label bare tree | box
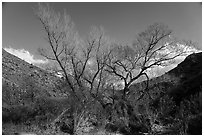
[35,3,115,133]
[35,3,79,100]
[106,23,191,100]
[35,3,114,106]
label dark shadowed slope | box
[129,52,202,102]
[167,52,202,102]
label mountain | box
[2,49,69,107]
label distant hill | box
[2,49,69,107]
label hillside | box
[128,52,202,134]
[2,49,69,106]
[129,52,202,102]
[167,52,202,102]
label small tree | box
[106,23,191,100]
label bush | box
[149,95,177,125]
[175,93,202,135]
[2,105,36,124]
[147,91,202,135]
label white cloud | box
[4,47,48,64]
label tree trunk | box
[122,86,129,100]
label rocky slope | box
[2,49,69,106]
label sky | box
[2,2,202,69]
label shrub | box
[149,95,177,125]
[175,92,202,135]
[2,105,36,124]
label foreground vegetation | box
[2,88,202,135]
